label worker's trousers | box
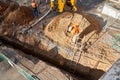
[33,8,39,17]
[72,34,79,44]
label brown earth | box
[44,12,100,48]
[0,1,34,35]
[0,1,8,15]
[4,6,34,25]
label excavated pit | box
[45,12,100,48]
[0,1,120,80]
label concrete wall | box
[102,2,120,20]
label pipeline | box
[31,8,52,27]
[25,8,52,32]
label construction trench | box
[0,0,120,80]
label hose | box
[31,8,52,27]
[24,8,52,33]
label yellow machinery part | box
[58,0,65,12]
[50,0,77,12]
[50,0,55,9]
[69,0,77,11]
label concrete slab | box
[99,58,120,80]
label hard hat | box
[68,26,73,32]
[32,0,35,2]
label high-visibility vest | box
[71,26,79,35]
[31,2,37,8]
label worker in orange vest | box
[68,25,79,35]
[31,0,39,17]
[68,24,80,44]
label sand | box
[45,12,100,48]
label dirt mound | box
[0,1,8,15]
[0,1,34,35]
[0,1,34,25]
[4,6,34,25]
[0,1,19,16]
[45,12,100,48]
[0,1,19,24]
[3,2,19,17]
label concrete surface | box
[99,58,120,80]
[102,2,120,20]
[0,61,26,80]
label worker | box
[68,24,79,35]
[68,24,79,44]
[31,0,39,18]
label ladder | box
[68,16,88,74]
[69,42,82,74]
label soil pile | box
[3,2,19,17]
[0,1,34,35]
[4,6,34,25]
[0,1,8,15]
[0,1,9,22]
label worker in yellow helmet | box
[31,0,39,17]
